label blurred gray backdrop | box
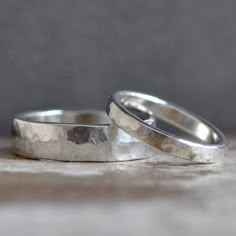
[0,0,236,135]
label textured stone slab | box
[0,136,235,235]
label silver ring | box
[107,90,229,163]
[12,110,156,162]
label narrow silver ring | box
[12,110,156,162]
[107,91,229,163]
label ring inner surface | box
[20,111,111,125]
[121,96,220,145]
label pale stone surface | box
[0,136,235,235]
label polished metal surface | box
[12,110,156,162]
[107,91,229,163]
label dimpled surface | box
[12,119,156,161]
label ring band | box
[107,91,229,163]
[12,110,156,162]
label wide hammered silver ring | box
[107,90,229,163]
[12,110,156,162]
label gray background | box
[0,0,235,135]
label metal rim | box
[107,90,229,163]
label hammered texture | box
[12,119,157,162]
